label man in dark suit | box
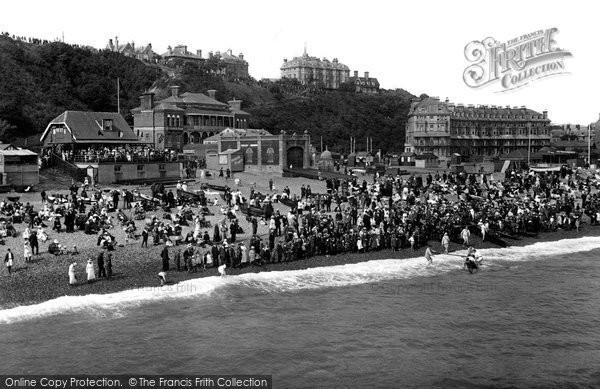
[4,249,14,274]
[141,228,149,248]
[97,251,106,278]
[29,231,39,255]
[161,243,170,271]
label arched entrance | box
[286,146,304,169]
[190,132,200,144]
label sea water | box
[1,237,599,388]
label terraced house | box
[404,97,551,165]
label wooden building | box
[0,144,39,188]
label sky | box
[1,0,598,124]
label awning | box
[530,166,561,172]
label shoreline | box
[2,225,599,310]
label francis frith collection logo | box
[463,28,572,92]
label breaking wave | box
[1,236,599,324]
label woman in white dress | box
[37,226,48,243]
[68,262,77,286]
[23,239,32,262]
[86,259,96,283]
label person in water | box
[464,247,483,273]
[424,244,437,264]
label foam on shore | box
[1,236,599,324]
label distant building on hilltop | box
[347,71,379,94]
[405,97,551,165]
[106,36,156,63]
[280,48,349,89]
[209,49,249,80]
[161,44,204,67]
[132,86,251,151]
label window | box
[102,119,113,131]
[266,147,275,163]
[245,147,254,163]
[159,164,166,171]
[137,165,144,171]
[114,165,121,172]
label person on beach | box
[424,244,436,265]
[4,249,14,275]
[161,242,170,271]
[68,262,77,286]
[86,259,95,283]
[23,238,32,263]
[158,271,167,286]
[106,253,113,279]
[461,226,470,246]
[29,230,39,255]
[97,250,106,278]
[218,264,227,276]
[441,232,450,254]
[141,227,148,248]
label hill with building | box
[0,33,415,153]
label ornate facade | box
[281,49,349,89]
[132,86,251,151]
[405,97,551,165]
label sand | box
[0,170,598,308]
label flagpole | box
[117,77,120,114]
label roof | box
[0,148,37,156]
[220,148,242,155]
[0,143,18,150]
[159,92,228,107]
[41,111,140,143]
[501,149,530,160]
[414,153,438,160]
[410,97,547,119]
[204,128,272,142]
[281,52,349,71]
[400,152,416,157]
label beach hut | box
[414,153,439,169]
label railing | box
[69,155,179,164]
[50,153,87,182]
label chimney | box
[543,110,548,119]
[170,85,180,98]
[354,70,358,78]
[132,41,135,50]
[115,36,118,50]
[140,93,155,110]
[228,99,242,111]
[239,52,244,60]
[364,71,369,79]
[207,89,216,99]
[168,45,172,55]
[283,58,287,62]
[196,49,202,58]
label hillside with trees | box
[0,34,159,143]
[0,34,416,152]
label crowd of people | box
[139,166,599,279]
[2,165,599,287]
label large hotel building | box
[404,97,551,164]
